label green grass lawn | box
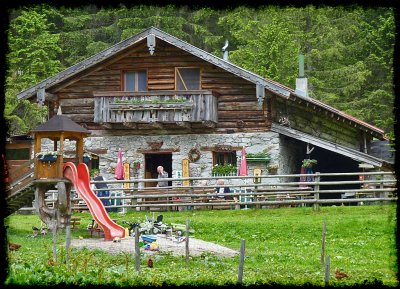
[4,205,398,286]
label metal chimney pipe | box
[222,40,229,61]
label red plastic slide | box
[63,162,125,241]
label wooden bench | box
[87,219,118,238]
[70,217,81,229]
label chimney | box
[295,54,308,97]
[222,40,229,61]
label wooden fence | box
[38,171,397,211]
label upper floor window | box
[123,70,147,91]
[176,67,200,90]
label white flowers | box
[36,151,61,157]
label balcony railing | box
[93,90,218,125]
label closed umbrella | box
[115,148,124,180]
[238,146,248,176]
[238,146,248,208]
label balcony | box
[94,90,218,128]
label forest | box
[4,4,395,140]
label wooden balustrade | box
[93,90,218,126]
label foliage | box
[246,152,270,159]
[4,205,397,286]
[302,159,317,168]
[35,150,61,158]
[212,163,237,176]
[89,168,99,177]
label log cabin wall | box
[52,39,268,135]
[271,97,362,150]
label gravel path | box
[70,234,238,257]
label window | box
[6,148,30,160]
[123,70,147,91]
[175,67,200,90]
[213,151,237,166]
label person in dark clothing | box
[215,179,233,200]
[92,171,112,211]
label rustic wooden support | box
[324,255,330,286]
[134,226,140,273]
[238,239,246,285]
[185,219,190,264]
[314,172,320,211]
[321,220,327,267]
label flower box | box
[38,155,58,162]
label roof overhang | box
[271,123,384,167]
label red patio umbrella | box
[115,148,124,180]
[238,146,248,176]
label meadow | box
[4,204,398,286]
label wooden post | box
[52,224,57,262]
[134,226,140,273]
[238,239,245,285]
[324,255,330,286]
[321,220,327,267]
[185,219,190,264]
[313,172,320,211]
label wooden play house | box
[32,111,90,180]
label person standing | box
[156,166,169,187]
[92,171,112,211]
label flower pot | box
[268,167,278,175]
[39,155,57,162]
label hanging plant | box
[302,159,317,168]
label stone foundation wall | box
[83,132,281,186]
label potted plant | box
[302,159,317,168]
[83,153,92,164]
[212,163,237,176]
[36,151,60,163]
[267,164,278,175]
[246,152,271,164]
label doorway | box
[144,153,172,187]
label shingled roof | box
[31,114,90,134]
[17,26,385,139]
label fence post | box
[185,219,190,264]
[324,255,330,286]
[134,226,140,273]
[238,239,246,285]
[320,220,327,267]
[313,172,320,211]
[379,172,387,205]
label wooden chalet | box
[15,26,389,188]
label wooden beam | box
[100,123,112,129]
[271,123,383,167]
[148,121,163,129]
[175,122,191,129]
[201,121,216,128]
[137,148,180,154]
[123,122,137,129]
